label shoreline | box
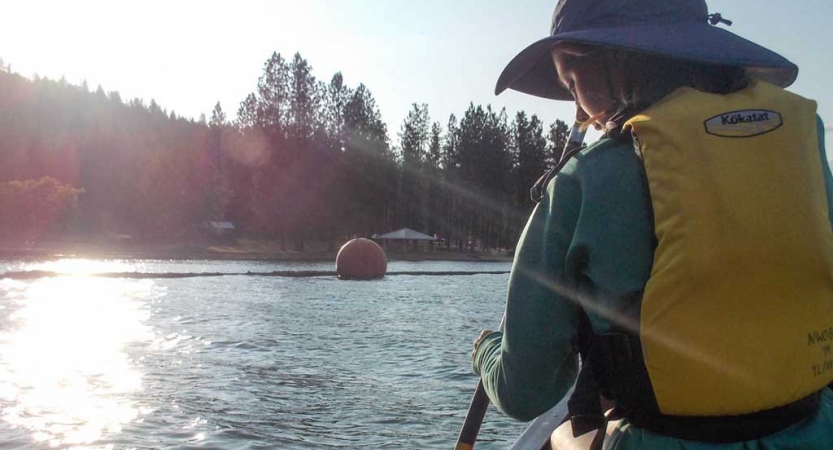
[0,240,514,263]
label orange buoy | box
[335,238,387,280]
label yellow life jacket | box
[622,80,833,417]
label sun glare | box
[0,276,156,447]
[24,258,137,275]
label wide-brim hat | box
[496,0,798,101]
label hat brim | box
[495,23,798,100]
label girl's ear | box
[606,49,632,109]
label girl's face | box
[551,46,617,130]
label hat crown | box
[551,0,709,35]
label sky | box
[3,0,832,149]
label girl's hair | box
[614,50,749,110]
[554,42,749,132]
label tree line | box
[0,52,569,250]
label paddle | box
[453,123,586,450]
[454,381,491,450]
[455,316,505,450]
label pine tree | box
[236,93,259,129]
[324,72,352,151]
[442,114,460,173]
[210,102,227,128]
[209,101,227,169]
[341,84,394,236]
[399,103,429,168]
[249,52,292,242]
[547,119,570,164]
[257,52,290,139]
[513,111,548,214]
[287,52,319,150]
[438,114,461,248]
[424,121,443,241]
[285,53,324,249]
[398,103,430,230]
[0,48,569,247]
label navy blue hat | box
[495,0,798,100]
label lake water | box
[0,259,530,449]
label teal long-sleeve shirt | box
[473,118,833,449]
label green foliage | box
[399,103,429,168]
[0,53,571,250]
[426,122,442,172]
[398,103,431,229]
[235,93,259,129]
[513,112,548,214]
[257,52,290,137]
[288,53,319,147]
[210,102,227,128]
[547,119,570,164]
[0,177,83,241]
[340,83,396,236]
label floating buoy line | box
[0,270,510,280]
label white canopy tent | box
[373,228,437,241]
[373,228,437,251]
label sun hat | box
[495,0,798,101]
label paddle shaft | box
[456,312,506,450]
[454,123,586,450]
[453,381,490,450]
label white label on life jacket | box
[704,109,783,138]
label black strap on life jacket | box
[530,144,586,203]
[567,314,823,444]
[565,312,613,450]
[567,312,606,437]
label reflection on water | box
[0,262,156,448]
[18,258,140,275]
[0,259,519,449]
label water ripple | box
[1,261,523,449]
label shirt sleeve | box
[472,138,655,422]
[472,156,582,421]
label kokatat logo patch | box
[704,109,783,138]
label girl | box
[472,0,833,448]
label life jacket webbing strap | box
[567,312,609,447]
[567,359,606,438]
[625,390,821,443]
[530,144,585,202]
[595,333,823,443]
